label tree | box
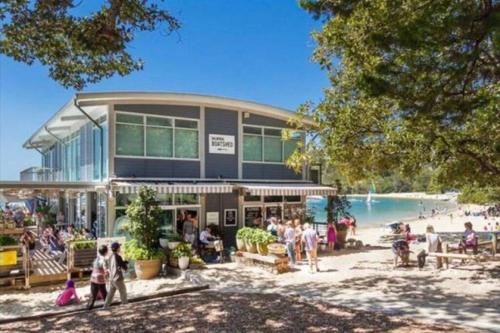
[293,0,499,188]
[0,1,180,89]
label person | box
[392,239,410,267]
[402,224,416,243]
[56,211,65,225]
[13,208,25,227]
[302,223,320,273]
[182,213,196,246]
[326,221,337,253]
[56,280,80,306]
[294,219,303,262]
[459,222,477,254]
[266,217,278,236]
[496,222,500,231]
[350,217,357,236]
[417,225,442,269]
[284,221,296,267]
[103,242,128,308]
[87,245,109,310]
[277,220,286,243]
[199,226,215,246]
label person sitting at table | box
[459,222,478,254]
[199,226,215,247]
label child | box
[392,240,410,267]
[56,280,80,306]
[87,245,109,310]
[326,221,337,253]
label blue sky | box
[0,0,328,180]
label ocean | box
[307,195,457,228]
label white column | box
[199,106,206,178]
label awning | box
[237,183,336,196]
[112,181,234,194]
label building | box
[21,92,335,247]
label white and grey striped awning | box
[238,183,336,196]
[113,182,233,194]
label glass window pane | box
[284,139,300,160]
[175,119,198,129]
[264,136,282,162]
[175,194,199,205]
[243,135,262,161]
[243,126,262,135]
[284,195,301,203]
[159,210,175,238]
[264,128,282,136]
[146,127,173,157]
[116,193,137,207]
[116,124,144,156]
[116,113,144,124]
[264,196,283,203]
[244,195,261,202]
[174,129,198,158]
[93,128,101,180]
[147,116,172,127]
[157,193,173,206]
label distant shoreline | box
[347,192,458,202]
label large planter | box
[236,238,246,251]
[159,239,169,249]
[72,248,96,268]
[256,243,268,256]
[134,258,161,279]
[178,256,190,270]
[245,240,257,253]
[336,228,348,249]
[167,241,181,250]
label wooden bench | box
[235,251,289,274]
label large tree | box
[292,0,499,188]
[0,1,180,89]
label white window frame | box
[114,111,200,161]
[242,124,302,164]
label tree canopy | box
[292,0,499,189]
[0,0,180,89]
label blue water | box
[307,195,456,228]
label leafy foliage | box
[236,227,253,240]
[294,0,500,189]
[326,179,351,223]
[458,186,500,204]
[171,242,192,258]
[124,186,162,260]
[124,239,164,260]
[0,235,18,246]
[71,240,97,250]
[252,229,276,245]
[0,1,180,89]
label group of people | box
[392,221,481,268]
[39,224,93,263]
[56,242,128,310]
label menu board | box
[244,207,262,227]
[265,206,282,220]
[224,209,237,227]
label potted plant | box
[326,179,352,249]
[254,230,276,256]
[69,240,97,269]
[172,242,192,270]
[245,229,258,253]
[236,227,252,251]
[124,186,164,279]
[189,255,205,269]
[167,233,184,250]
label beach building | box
[12,92,335,247]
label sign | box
[97,236,126,258]
[209,134,235,155]
[206,212,219,226]
[244,206,262,227]
[224,209,237,227]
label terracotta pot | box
[256,243,268,256]
[336,228,348,248]
[245,240,257,253]
[178,256,190,270]
[134,259,161,279]
[236,238,246,251]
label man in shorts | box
[302,223,320,273]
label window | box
[244,194,261,202]
[115,112,199,159]
[264,196,283,203]
[93,117,109,180]
[243,126,301,163]
[63,132,81,181]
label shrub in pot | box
[70,240,97,269]
[124,186,163,279]
[245,229,258,253]
[172,242,192,270]
[167,233,184,250]
[236,227,252,251]
[254,230,276,256]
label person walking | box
[87,245,109,310]
[284,221,296,267]
[103,242,128,308]
[302,223,320,273]
[294,219,303,262]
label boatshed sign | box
[209,134,235,155]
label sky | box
[0,0,328,180]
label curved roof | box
[24,92,311,150]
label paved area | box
[0,291,476,333]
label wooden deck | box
[29,250,67,285]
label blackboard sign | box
[244,207,262,227]
[224,209,237,227]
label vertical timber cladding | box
[205,107,239,179]
[112,104,201,178]
[205,191,239,249]
[242,113,303,180]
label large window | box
[115,112,199,159]
[243,126,301,163]
[93,116,108,180]
[63,132,81,181]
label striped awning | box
[113,181,233,194]
[238,183,336,196]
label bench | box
[235,251,289,274]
